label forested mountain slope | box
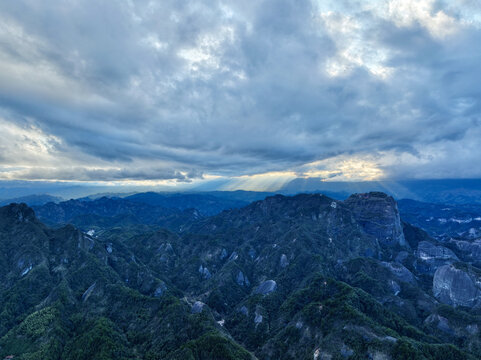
[1,193,481,359]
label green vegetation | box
[167,332,253,360]
[63,318,130,360]
[2,194,481,359]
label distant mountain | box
[32,196,200,232]
[202,190,276,203]
[32,191,272,233]
[282,178,481,204]
[0,194,63,207]
[125,192,250,216]
[398,199,481,240]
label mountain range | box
[4,178,481,205]
[1,192,481,359]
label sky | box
[0,0,480,192]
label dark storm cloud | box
[0,0,480,181]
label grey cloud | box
[0,0,480,181]
[14,167,196,182]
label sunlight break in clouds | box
[387,0,459,39]
[301,156,385,182]
[220,171,298,192]
[321,11,393,79]
[0,117,63,168]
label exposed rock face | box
[77,230,95,251]
[20,264,33,276]
[254,280,277,295]
[450,239,481,262]
[418,241,458,261]
[395,251,409,264]
[466,324,479,335]
[239,305,249,316]
[198,265,212,279]
[254,305,264,325]
[424,314,453,334]
[191,301,205,314]
[228,251,239,261]
[344,192,406,248]
[380,262,416,284]
[389,280,401,296]
[254,311,263,324]
[154,282,167,297]
[82,282,97,302]
[280,254,289,268]
[236,271,250,287]
[433,265,481,307]
[340,344,354,358]
[415,241,458,274]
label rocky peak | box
[344,192,407,248]
[0,203,37,225]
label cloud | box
[0,0,479,185]
[386,0,459,39]
[0,165,197,182]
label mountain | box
[0,194,63,207]
[282,178,481,204]
[201,191,276,204]
[398,199,481,272]
[124,192,250,216]
[398,199,481,240]
[31,192,271,232]
[2,193,481,359]
[0,203,254,360]
[31,197,201,232]
[151,192,479,359]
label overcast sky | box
[0,0,480,191]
